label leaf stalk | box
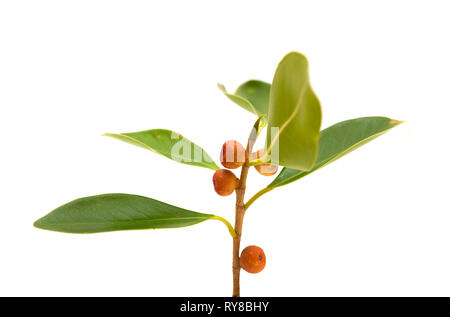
[244,187,273,210]
[211,216,236,238]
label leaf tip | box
[33,218,45,230]
[389,119,406,126]
[280,51,308,64]
[217,83,226,93]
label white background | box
[1,1,449,297]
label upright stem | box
[232,118,261,297]
[232,163,250,297]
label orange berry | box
[239,245,266,274]
[249,149,278,176]
[212,169,239,196]
[220,140,247,169]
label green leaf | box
[218,80,270,132]
[264,52,322,171]
[218,80,270,119]
[268,117,403,188]
[34,193,235,236]
[104,129,219,171]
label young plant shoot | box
[34,52,403,296]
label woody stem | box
[232,118,260,297]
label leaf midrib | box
[39,216,213,227]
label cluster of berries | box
[212,140,278,196]
[212,140,277,274]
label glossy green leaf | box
[218,80,270,132]
[235,80,271,115]
[218,80,270,119]
[34,193,235,236]
[104,129,219,171]
[268,117,403,188]
[264,52,322,171]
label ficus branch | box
[232,117,262,297]
[31,51,403,298]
